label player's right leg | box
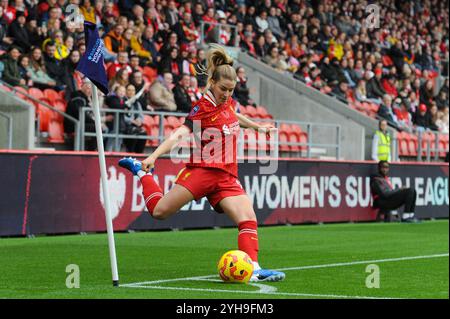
[118,157,194,219]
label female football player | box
[119,44,285,282]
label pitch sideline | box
[120,253,449,299]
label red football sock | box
[238,220,259,262]
[141,175,163,216]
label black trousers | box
[375,188,417,213]
[124,131,147,154]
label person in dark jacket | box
[173,73,192,113]
[371,161,418,222]
[377,94,400,130]
[1,46,27,87]
[43,40,67,90]
[234,66,256,107]
[7,11,30,53]
[366,68,386,100]
[65,81,104,151]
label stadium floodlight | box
[76,21,119,287]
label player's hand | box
[141,155,156,173]
[258,123,277,136]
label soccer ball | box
[217,250,254,283]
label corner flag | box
[76,21,119,287]
[76,21,109,95]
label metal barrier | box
[200,21,239,47]
[0,80,81,150]
[0,110,12,149]
[80,108,341,159]
[393,130,449,162]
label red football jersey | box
[183,90,240,177]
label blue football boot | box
[250,269,286,282]
[118,157,143,175]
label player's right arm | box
[141,125,191,172]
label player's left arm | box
[235,112,276,133]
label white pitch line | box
[126,284,398,299]
[276,253,449,272]
[121,253,449,288]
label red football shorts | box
[175,166,247,213]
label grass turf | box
[0,220,448,299]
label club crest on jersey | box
[222,124,231,135]
[190,105,200,116]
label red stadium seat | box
[398,136,409,156]
[52,99,66,112]
[38,108,51,132]
[14,86,29,101]
[279,123,292,135]
[47,120,65,143]
[0,84,12,92]
[166,116,180,128]
[255,105,273,119]
[43,89,59,101]
[289,132,301,152]
[299,132,308,152]
[244,106,257,118]
[278,132,290,152]
[291,124,303,134]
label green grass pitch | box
[0,220,448,299]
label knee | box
[152,203,172,220]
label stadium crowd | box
[0,0,448,152]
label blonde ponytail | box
[203,44,237,90]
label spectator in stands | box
[393,98,413,133]
[141,24,160,68]
[18,53,31,86]
[192,48,207,88]
[160,31,179,57]
[378,94,400,130]
[366,68,386,101]
[371,160,418,223]
[382,74,398,99]
[187,75,202,104]
[267,6,284,40]
[43,40,67,90]
[64,49,82,99]
[413,103,437,132]
[435,90,448,111]
[104,23,125,54]
[106,50,131,79]
[158,46,181,79]
[435,107,449,134]
[27,46,57,90]
[122,83,147,154]
[1,46,27,87]
[148,71,177,112]
[234,66,256,107]
[372,119,391,162]
[108,67,130,93]
[7,10,29,52]
[172,73,191,113]
[331,80,349,104]
[419,80,435,107]
[263,44,288,73]
[65,80,105,150]
[253,34,267,58]
[129,70,151,111]
[320,56,339,87]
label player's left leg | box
[217,194,285,282]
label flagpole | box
[90,81,120,287]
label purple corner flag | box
[76,21,109,95]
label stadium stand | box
[0,0,447,160]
